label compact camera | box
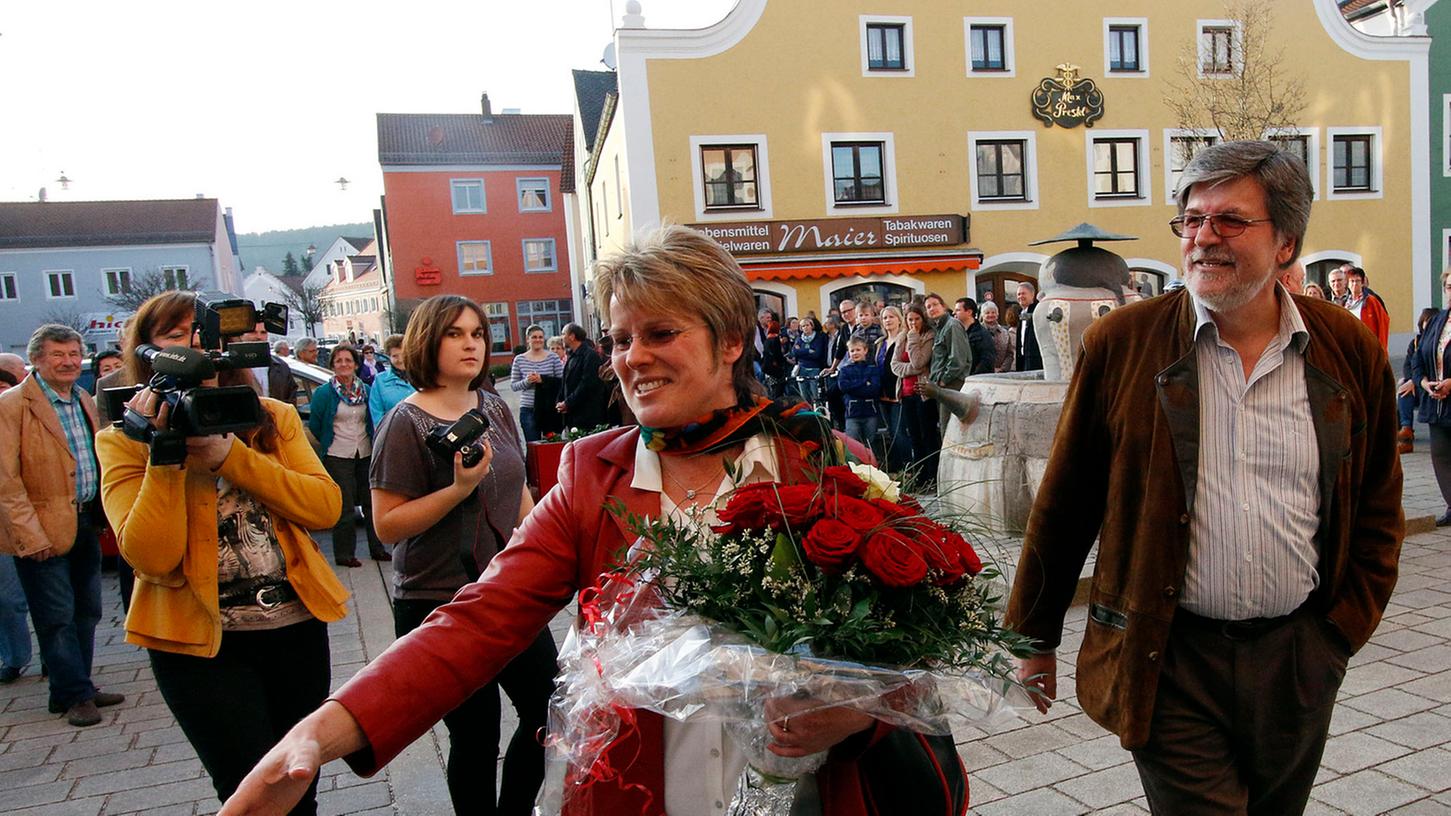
[425,409,491,468]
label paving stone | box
[983,721,1079,758]
[973,751,1090,795]
[1402,670,1451,701]
[0,746,50,772]
[1367,711,1451,749]
[317,779,392,816]
[1051,761,1143,809]
[1343,688,1442,720]
[1053,734,1132,772]
[1329,703,1381,735]
[3,778,78,809]
[151,739,203,765]
[968,777,1008,804]
[47,733,133,761]
[59,746,152,778]
[1378,747,1451,792]
[974,786,1089,815]
[1053,712,1112,740]
[1304,799,1350,815]
[1413,616,1451,638]
[132,724,189,748]
[102,776,219,813]
[8,794,106,816]
[70,757,203,797]
[1384,800,1451,815]
[960,738,1010,771]
[1322,731,1413,775]
[1379,629,1448,653]
[0,760,62,788]
[1341,661,1426,696]
[113,803,198,816]
[1315,769,1427,816]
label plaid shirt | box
[34,376,98,504]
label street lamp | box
[55,172,72,191]
[334,177,350,191]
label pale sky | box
[0,0,736,233]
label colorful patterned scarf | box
[638,396,850,465]
[332,376,367,406]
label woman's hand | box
[186,434,235,472]
[220,701,366,816]
[1398,379,1415,398]
[526,372,542,385]
[764,695,874,758]
[451,441,494,494]
[125,387,170,432]
[1427,379,1450,400]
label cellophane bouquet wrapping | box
[535,463,1032,815]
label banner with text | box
[690,214,968,256]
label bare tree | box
[104,267,203,312]
[1163,0,1307,142]
[41,308,89,335]
[285,283,327,338]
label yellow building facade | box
[606,0,1428,333]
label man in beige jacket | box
[0,325,125,726]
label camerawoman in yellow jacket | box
[97,390,349,812]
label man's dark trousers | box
[1131,607,1350,815]
[14,501,102,710]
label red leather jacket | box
[332,426,967,815]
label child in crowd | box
[837,336,881,447]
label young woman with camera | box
[307,344,388,567]
[96,290,350,813]
[366,294,557,816]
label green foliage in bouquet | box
[611,464,1032,676]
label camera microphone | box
[138,344,217,380]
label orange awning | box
[741,253,982,282]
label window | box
[47,270,75,299]
[516,298,573,341]
[831,142,886,204]
[1085,130,1151,207]
[0,273,17,301]
[1270,134,1310,166]
[969,25,1006,70]
[1108,25,1140,72]
[451,179,486,214]
[866,23,905,70]
[701,145,759,209]
[517,178,550,212]
[483,302,510,353]
[522,239,557,273]
[457,241,493,275]
[102,268,131,297]
[1333,134,1375,193]
[162,266,188,289]
[975,140,1027,201]
[1198,21,1238,76]
[1166,132,1218,200]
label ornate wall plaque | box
[1031,63,1105,129]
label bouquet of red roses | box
[539,463,1030,815]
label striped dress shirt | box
[35,376,99,504]
[1180,285,1321,620]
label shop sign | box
[1031,63,1104,129]
[415,256,441,285]
[690,214,967,256]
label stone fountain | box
[933,224,1143,534]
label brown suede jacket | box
[1006,288,1403,749]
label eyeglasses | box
[609,324,704,354]
[1169,213,1275,239]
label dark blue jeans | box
[0,554,32,671]
[15,513,101,708]
[520,405,539,442]
[1399,391,1416,430]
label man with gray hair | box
[0,325,125,726]
[1006,141,1402,814]
[294,336,320,366]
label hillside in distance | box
[236,222,374,274]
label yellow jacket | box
[97,399,350,657]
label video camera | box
[116,292,289,466]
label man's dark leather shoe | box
[93,691,125,707]
[0,666,21,684]
[66,700,101,727]
[1437,510,1451,527]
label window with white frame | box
[457,241,493,275]
[975,139,1028,202]
[47,270,75,299]
[1265,128,1320,198]
[1331,133,1376,193]
[451,179,486,214]
[483,302,511,353]
[516,299,573,340]
[1105,20,1146,74]
[1165,132,1218,201]
[967,20,1012,73]
[1085,130,1151,207]
[831,142,886,204]
[0,273,17,301]
[102,268,131,297]
[517,178,551,212]
[522,239,557,273]
[162,266,188,289]
[860,16,912,76]
[701,144,760,209]
[1270,134,1310,166]
[1198,21,1239,76]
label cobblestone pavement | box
[1,431,1446,815]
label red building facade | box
[378,102,575,364]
